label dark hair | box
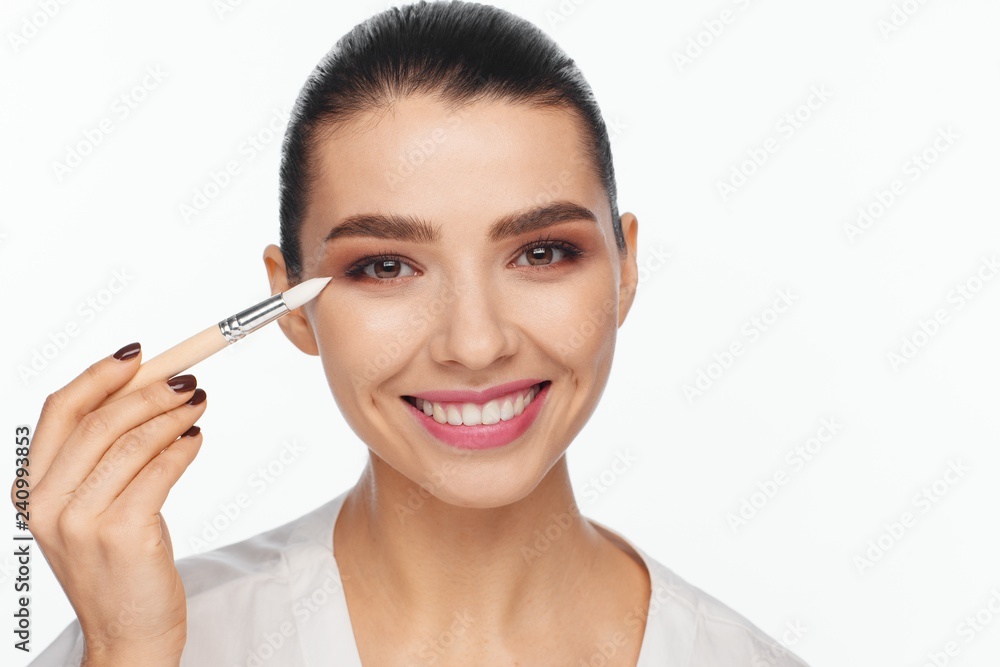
[278,0,624,282]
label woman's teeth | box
[411,383,542,426]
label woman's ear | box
[262,244,321,356]
[617,212,639,327]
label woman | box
[22,2,809,665]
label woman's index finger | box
[22,344,143,485]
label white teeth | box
[433,402,447,424]
[411,383,544,426]
[481,400,501,425]
[461,403,482,426]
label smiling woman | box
[27,2,808,666]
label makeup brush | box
[103,276,331,404]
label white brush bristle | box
[282,276,332,310]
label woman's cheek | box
[328,289,444,393]
[528,270,618,366]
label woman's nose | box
[426,274,517,371]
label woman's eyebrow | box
[323,200,598,244]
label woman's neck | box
[333,451,619,640]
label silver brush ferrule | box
[218,293,289,343]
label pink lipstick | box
[403,380,550,450]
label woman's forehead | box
[304,94,606,226]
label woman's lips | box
[402,381,550,450]
[406,378,545,404]
[404,381,546,425]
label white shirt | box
[30,489,809,666]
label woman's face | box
[265,94,638,508]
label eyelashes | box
[343,237,585,283]
[344,253,415,281]
[515,238,583,267]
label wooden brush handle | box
[102,324,228,406]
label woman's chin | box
[392,459,554,511]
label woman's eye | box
[362,258,416,279]
[348,243,578,281]
[515,245,568,267]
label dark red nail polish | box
[181,425,201,438]
[112,342,141,360]
[186,388,207,406]
[168,374,197,393]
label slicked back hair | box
[278,0,624,282]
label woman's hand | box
[10,342,207,666]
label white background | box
[3,1,1000,665]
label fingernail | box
[168,374,197,393]
[181,425,201,438]
[186,388,207,406]
[112,342,141,360]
